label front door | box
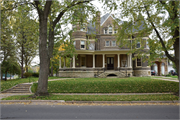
[107,57,114,70]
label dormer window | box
[109,26,112,34]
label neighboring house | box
[58,12,151,78]
[151,55,175,76]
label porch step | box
[2,84,32,93]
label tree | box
[105,0,179,78]
[32,0,97,96]
[13,5,38,78]
[1,1,17,80]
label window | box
[81,41,85,49]
[114,29,117,34]
[105,41,110,46]
[136,41,141,48]
[137,58,141,67]
[104,29,107,34]
[146,40,149,49]
[112,41,116,46]
[73,41,76,48]
[121,60,127,67]
[109,26,112,34]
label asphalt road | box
[1,105,179,119]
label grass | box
[1,76,63,92]
[31,77,179,93]
[2,94,179,101]
[1,77,38,92]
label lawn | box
[2,94,179,101]
[31,77,179,93]
[1,77,63,92]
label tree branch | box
[144,5,175,62]
[44,1,52,18]
[53,0,91,28]
[34,0,42,15]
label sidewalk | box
[151,76,179,82]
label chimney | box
[96,11,100,34]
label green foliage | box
[103,0,179,64]
[32,73,39,77]
[23,72,32,78]
[172,61,177,72]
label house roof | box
[87,13,124,34]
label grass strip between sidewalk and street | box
[31,77,179,93]
[2,94,179,101]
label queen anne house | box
[58,12,151,78]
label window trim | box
[80,40,85,49]
[136,58,142,67]
[105,41,110,47]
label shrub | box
[23,72,32,78]
[32,73,39,77]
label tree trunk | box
[5,71,7,81]
[35,13,50,96]
[21,44,24,78]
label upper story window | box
[105,41,110,46]
[73,41,76,48]
[146,40,149,49]
[81,41,85,49]
[104,28,108,34]
[136,58,142,67]
[136,41,141,48]
[112,41,116,46]
[114,29,117,34]
[109,26,112,34]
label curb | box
[1,100,179,105]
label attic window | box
[109,26,112,34]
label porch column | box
[93,54,95,68]
[59,56,61,69]
[103,54,105,68]
[72,55,75,68]
[129,54,132,67]
[64,57,66,68]
[117,54,120,68]
[127,55,130,67]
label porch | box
[58,53,133,78]
[59,54,132,70]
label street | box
[1,104,179,119]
